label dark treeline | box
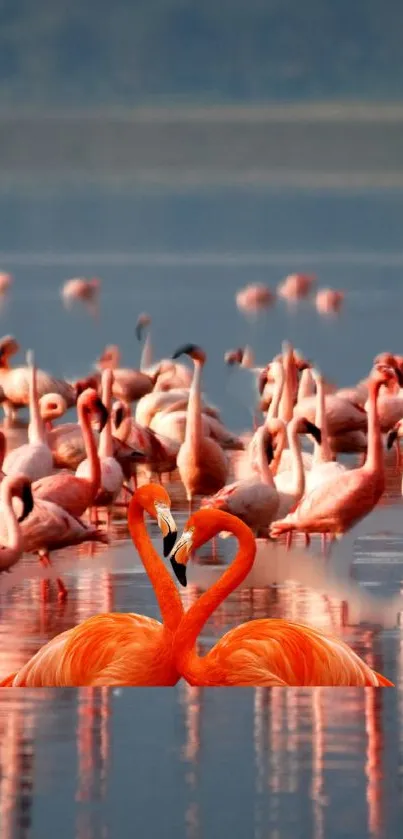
[0,0,402,105]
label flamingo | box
[273,416,322,517]
[0,336,75,423]
[168,509,393,686]
[236,283,274,313]
[135,313,192,390]
[305,369,346,494]
[277,273,316,301]
[39,393,68,430]
[62,278,100,306]
[136,387,220,428]
[112,400,179,477]
[171,345,228,508]
[270,365,397,542]
[76,370,123,516]
[0,485,182,686]
[3,351,54,481]
[96,345,159,405]
[315,288,344,314]
[0,475,34,572]
[32,389,108,518]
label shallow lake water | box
[0,184,402,838]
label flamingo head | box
[224,347,244,366]
[6,475,34,523]
[386,420,403,449]
[0,335,20,365]
[290,416,322,444]
[97,345,120,370]
[135,312,151,341]
[39,393,67,422]
[130,484,177,557]
[112,400,126,429]
[370,363,399,393]
[172,344,206,364]
[77,388,108,431]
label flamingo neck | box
[266,364,284,422]
[0,432,5,471]
[127,500,183,632]
[140,332,153,371]
[28,361,47,445]
[314,377,332,464]
[0,482,21,557]
[298,369,315,402]
[279,357,295,424]
[286,420,305,498]
[173,513,256,681]
[364,380,383,474]
[184,360,203,451]
[99,376,113,459]
[78,403,101,498]
[256,428,275,487]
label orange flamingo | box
[32,388,107,517]
[172,345,228,509]
[168,509,394,686]
[0,485,182,686]
[270,365,397,542]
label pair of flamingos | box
[1,484,393,687]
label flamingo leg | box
[304,533,311,548]
[285,531,292,551]
[39,552,68,602]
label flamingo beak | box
[135,321,145,341]
[155,502,177,557]
[114,405,124,429]
[168,528,194,587]
[95,399,109,432]
[18,483,34,523]
[172,344,199,360]
[304,420,322,444]
[387,428,398,450]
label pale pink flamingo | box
[171,345,228,508]
[236,283,274,313]
[112,400,179,477]
[277,273,316,300]
[365,388,403,432]
[270,365,397,543]
[151,406,243,450]
[3,351,54,481]
[315,288,344,314]
[0,494,107,600]
[76,371,123,515]
[0,475,34,572]
[294,389,368,436]
[0,336,75,422]
[135,388,220,427]
[273,416,322,517]
[32,389,108,518]
[96,344,159,405]
[135,312,192,389]
[62,277,100,306]
[201,424,279,536]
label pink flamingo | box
[171,345,228,509]
[270,365,397,543]
[0,273,12,293]
[38,393,68,430]
[76,371,123,515]
[273,416,322,517]
[96,344,159,405]
[305,369,346,493]
[62,278,100,306]
[3,351,54,481]
[0,336,75,423]
[32,389,108,518]
[136,387,220,428]
[236,283,274,313]
[112,400,179,477]
[315,288,344,314]
[277,273,316,300]
[0,475,34,572]
[135,313,192,389]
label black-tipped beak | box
[18,484,34,523]
[96,399,109,432]
[135,321,144,342]
[170,556,187,587]
[265,435,275,464]
[163,529,177,558]
[172,343,198,360]
[387,429,398,450]
[395,368,403,388]
[114,405,124,429]
[305,420,322,444]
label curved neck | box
[127,500,183,631]
[99,374,113,458]
[266,363,284,421]
[286,420,305,497]
[173,513,256,680]
[185,360,203,451]
[313,376,332,464]
[0,432,5,470]
[28,361,46,445]
[140,332,153,371]
[241,346,255,368]
[364,380,383,474]
[256,429,276,486]
[78,402,101,495]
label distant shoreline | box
[1,103,403,188]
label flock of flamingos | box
[0,275,400,687]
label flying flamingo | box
[61,277,100,308]
[168,509,393,686]
[0,336,75,423]
[0,485,182,686]
[277,273,316,301]
[0,475,34,572]
[315,288,344,314]
[32,389,108,518]
[3,351,54,481]
[76,370,123,519]
[171,345,228,509]
[270,365,397,544]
